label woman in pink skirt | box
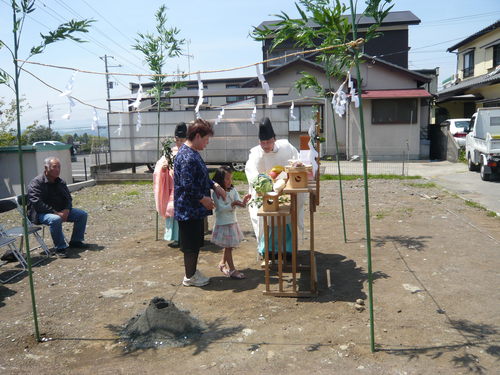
[211,166,250,279]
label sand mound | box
[121,297,204,350]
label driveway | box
[322,160,500,215]
[410,161,500,215]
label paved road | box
[425,164,500,215]
[322,160,500,215]
[71,153,109,182]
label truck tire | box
[468,154,479,171]
[231,162,245,172]
[480,162,490,181]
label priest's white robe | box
[245,139,305,253]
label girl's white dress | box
[211,188,244,248]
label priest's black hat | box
[174,122,187,138]
[258,117,275,141]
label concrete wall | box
[0,146,72,199]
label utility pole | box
[99,55,121,163]
[46,102,53,130]
[184,39,194,77]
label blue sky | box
[1,0,499,134]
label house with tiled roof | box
[437,20,500,121]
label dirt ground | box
[0,178,499,374]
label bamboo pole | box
[12,3,40,342]
[329,104,348,243]
[350,0,375,353]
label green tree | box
[22,123,62,144]
[0,96,29,146]
[61,134,74,144]
[132,4,185,159]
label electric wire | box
[38,0,149,74]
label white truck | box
[466,107,500,181]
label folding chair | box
[0,200,29,283]
[0,197,52,263]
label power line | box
[421,11,500,26]
[54,0,149,72]
[78,0,138,46]
[38,0,149,74]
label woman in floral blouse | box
[174,118,226,287]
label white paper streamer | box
[136,112,142,132]
[332,81,348,117]
[250,106,257,125]
[289,101,297,120]
[60,72,77,119]
[195,72,204,118]
[214,108,225,125]
[308,121,319,176]
[59,72,76,97]
[91,108,99,131]
[256,64,273,106]
[348,72,359,108]
[267,89,274,106]
[114,114,123,135]
[129,82,143,109]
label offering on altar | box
[267,165,285,180]
[285,160,312,188]
[250,173,289,210]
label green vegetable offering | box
[252,174,274,195]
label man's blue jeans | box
[38,208,88,250]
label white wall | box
[0,147,72,199]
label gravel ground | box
[0,179,499,374]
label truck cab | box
[465,107,500,181]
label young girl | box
[211,166,251,279]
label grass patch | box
[458,148,466,163]
[404,182,437,188]
[232,171,247,182]
[209,170,248,183]
[465,200,483,209]
[374,211,387,220]
[486,211,498,218]
[125,190,139,196]
[320,174,421,181]
[121,180,152,185]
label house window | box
[187,85,208,105]
[226,84,246,104]
[149,97,171,111]
[268,48,303,67]
[372,99,417,124]
[494,45,500,67]
[289,105,322,132]
[463,50,474,78]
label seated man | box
[27,157,88,257]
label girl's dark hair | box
[212,166,233,191]
[187,118,214,141]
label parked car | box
[440,118,470,147]
[465,108,500,181]
[32,141,66,146]
[32,141,77,161]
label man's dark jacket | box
[27,174,72,225]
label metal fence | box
[321,154,411,176]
